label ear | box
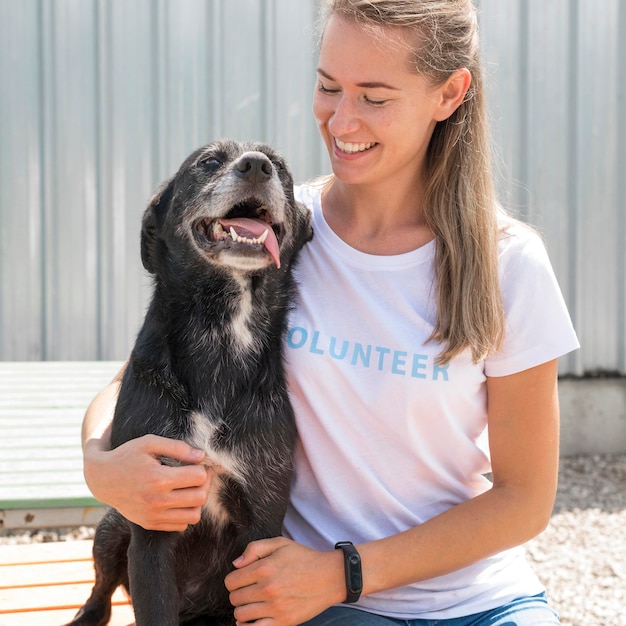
[141,178,173,274]
[433,68,472,122]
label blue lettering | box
[310,331,325,355]
[287,328,450,382]
[351,343,371,367]
[411,353,428,379]
[375,347,391,371]
[433,363,449,382]
[392,350,408,375]
[329,337,349,360]
[287,327,307,349]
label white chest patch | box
[186,411,247,525]
[228,277,257,354]
[187,412,246,484]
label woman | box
[82,1,579,624]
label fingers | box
[136,499,205,532]
[141,434,206,465]
[225,541,342,625]
[232,537,289,569]
[84,434,213,531]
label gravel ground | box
[525,454,626,626]
[1,454,625,625]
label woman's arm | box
[82,363,212,532]
[225,359,560,625]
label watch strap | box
[334,541,362,603]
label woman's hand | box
[84,434,212,532]
[81,364,213,532]
[224,537,346,626]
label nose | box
[327,95,361,137]
[234,152,273,183]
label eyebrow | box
[316,68,400,91]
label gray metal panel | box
[94,0,161,360]
[480,0,626,375]
[0,0,624,375]
[0,0,44,360]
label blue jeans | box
[302,593,560,626]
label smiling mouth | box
[194,200,283,268]
[334,138,377,154]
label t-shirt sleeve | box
[485,225,580,377]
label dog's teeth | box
[211,221,228,241]
[228,226,268,246]
[230,227,248,244]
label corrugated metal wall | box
[1,0,624,375]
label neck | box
[321,179,434,255]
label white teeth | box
[335,139,376,154]
[209,221,269,246]
[228,226,268,246]
[212,222,228,240]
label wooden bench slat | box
[0,458,84,472]
[0,539,94,563]
[0,361,124,522]
[0,436,81,448]
[0,605,135,626]
[0,470,86,488]
[0,448,82,461]
[0,420,80,434]
[0,484,99,503]
[0,560,92,587]
[0,540,134,625]
[0,581,130,612]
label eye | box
[196,155,223,172]
[364,95,389,106]
[272,158,286,171]
[317,81,340,95]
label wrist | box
[328,548,349,605]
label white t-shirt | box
[283,183,580,619]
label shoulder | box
[294,180,325,211]
[495,212,558,295]
[495,211,560,309]
[486,212,579,376]
[497,212,549,267]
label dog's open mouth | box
[195,200,282,268]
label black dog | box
[67,140,312,626]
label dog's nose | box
[235,152,273,183]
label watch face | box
[335,542,363,601]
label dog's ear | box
[141,178,173,274]
[293,201,314,251]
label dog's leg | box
[64,511,131,626]
[127,524,180,626]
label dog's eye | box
[196,156,223,172]
[272,159,286,171]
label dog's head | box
[141,140,312,277]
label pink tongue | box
[218,218,281,268]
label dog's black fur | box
[67,140,312,626]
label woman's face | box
[313,15,451,190]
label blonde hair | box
[319,0,505,364]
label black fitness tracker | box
[334,541,363,603]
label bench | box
[0,539,134,624]
[0,361,135,622]
[0,361,123,530]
